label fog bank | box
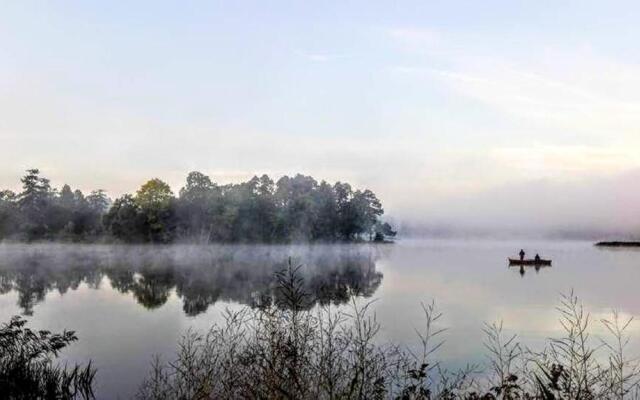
[395,169,640,239]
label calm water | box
[1,240,639,399]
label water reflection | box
[0,245,383,316]
[509,264,551,277]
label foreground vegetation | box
[0,316,95,399]
[137,263,640,400]
[4,262,640,399]
[0,169,396,243]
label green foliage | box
[375,222,397,242]
[177,172,393,242]
[0,170,110,242]
[113,171,393,243]
[134,179,176,242]
[103,195,145,242]
[0,169,395,243]
[0,190,20,238]
[7,169,109,241]
[135,178,173,210]
[86,190,110,214]
[0,316,96,399]
[18,169,54,239]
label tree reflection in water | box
[0,244,384,316]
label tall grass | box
[137,261,640,400]
[3,258,639,399]
[0,316,96,400]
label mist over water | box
[3,2,640,398]
[0,243,387,398]
[0,243,385,315]
[396,169,640,238]
[1,240,640,398]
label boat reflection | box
[509,263,551,277]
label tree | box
[352,189,383,240]
[84,190,110,236]
[135,179,176,243]
[229,177,262,242]
[179,171,214,201]
[334,182,355,240]
[18,169,53,239]
[58,184,75,209]
[135,179,173,210]
[70,190,98,238]
[0,190,19,239]
[52,186,102,239]
[374,222,397,242]
[311,181,338,241]
[51,184,75,237]
[254,174,278,241]
[1,170,395,244]
[86,190,110,215]
[177,172,222,242]
[103,195,145,242]
[8,170,112,240]
[275,175,318,241]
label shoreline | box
[595,241,640,247]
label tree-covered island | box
[0,169,396,243]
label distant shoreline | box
[595,241,640,247]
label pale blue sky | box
[2,1,640,229]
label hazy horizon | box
[3,1,640,236]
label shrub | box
[138,264,640,400]
[0,316,96,400]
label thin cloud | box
[298,51,351,63]
[436,52,639,138]
[306,53,331,62]
[388,27,442,48]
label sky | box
[2,1,640,234]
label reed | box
[137,263,640,399]
[4,259,640,399]
[0,316,96,400]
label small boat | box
[508,258,552,266]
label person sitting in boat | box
[534,254,541,262]
[519,249,525,261]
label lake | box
[1,239,639,399]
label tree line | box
[0,169,396,243]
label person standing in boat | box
[519,249,525,261]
